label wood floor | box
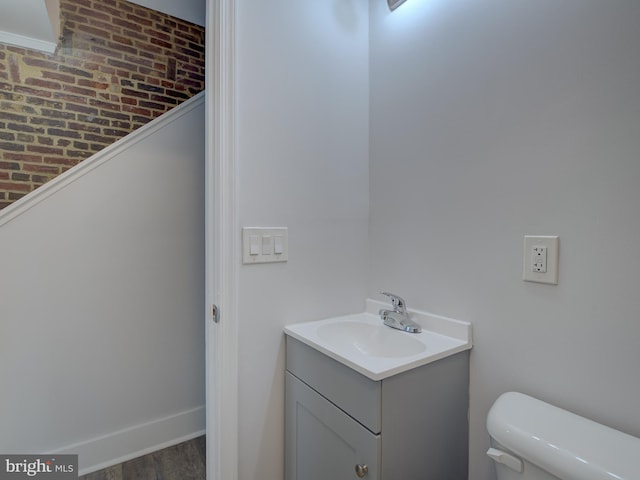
[79,436,205,480]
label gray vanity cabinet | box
[286,373,381,480]
[285,336,469,480]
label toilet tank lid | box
[487,392,640,480]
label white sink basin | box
[284,300,472,381]
[316,321,426,358]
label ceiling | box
[128,0,205,27]
[0,0,60,53]
[0,0,204,55]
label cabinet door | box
[286,373,380,480]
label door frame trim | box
[206,0,238,479]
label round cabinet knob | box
[354,464,368,478]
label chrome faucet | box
[379,292,422,333]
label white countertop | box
[284,299,472,381]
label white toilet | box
[486,392,640,480]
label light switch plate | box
[242,227,288,264]
[523,235,559,284]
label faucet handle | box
[380,291,407,313]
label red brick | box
[0,161,20,170]
[127,14,153,26]
[139,101,166,111]
[11,172,31,181]
[66,150,92,158]
[6,46,27,55]
[77,19,113,36]
[0,142,25,151]
[89,99,120,111]
[30,118,66,128]
[37,136,54,145]
[112,18,142,32]
[8,54,21,82]
[122,105,151,116]
[65,103,97,115]
[150,38,172,49]
[107,58,137,71]
[23,164,60,174]
[43,156,78,166]
[43,71,76,84]
[32,175,52,183]
[27,145,64,155]
[103,128,129,136]
[67,122,101,133]
[123,29,148,42]
[121,88,148,99]
[40,108,76,120]
[112,34,134,46]
[0,182,29,192]
[14,86,52,98]
[73,51,107,64]
[166,89,189,100]
[79,7,110,22]
[58,65,94,79]
[23,57,60,70]
[63,85,97,97]
[17,133,36,143]
[83,133,112,143]
[8,192,27,201]
[91,46,123,59]
[100,110,130,121]
[110,120,131,129]
[93,3,124,17]
[47,128,82,139]
[24,78,62,90]
[8,123,45,134]
[108,42,138,56]
[0,0,205,210]
[4,153,43,163]
[55,92,88,103]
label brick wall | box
[0,0,205,210]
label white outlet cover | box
[523,235,559,285]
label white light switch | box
[262,235,273,255]
[242,227,288,264]
[523,235,559,284]
[274,235,284,255]
[249,235,260,255]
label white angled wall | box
[368,1,640,479]
[0,96,205,474]
[234,0,370,478]
[128,0,205,26]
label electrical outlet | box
[532,246,547,273]
[523,236,558,284]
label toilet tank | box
[486,392,640,480]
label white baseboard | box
[52,405,206,476]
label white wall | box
[0,0,60,53]
[0,95,205,474]
[235,0,370,478]
[369,1,640,479]
[128,0,205,26]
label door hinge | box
[212,304,220,323]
